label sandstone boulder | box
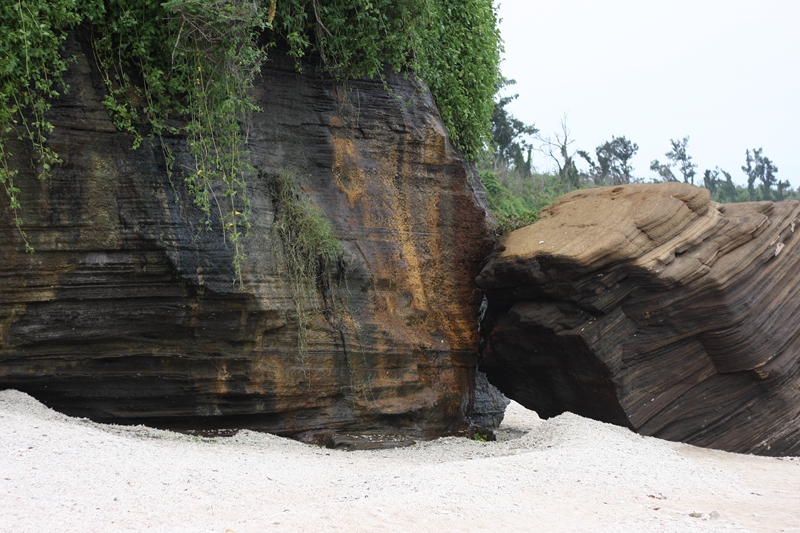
[0,35,495,441]
[477,183,800,455]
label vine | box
[273,0,502,158]
[164,0,266,281]
[89,0,266,284]
[1,0,502,283]
[411,0,502,158]
[0,0,89,251]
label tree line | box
[480,81,795,233]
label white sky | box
[495,0,800,187]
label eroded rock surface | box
[0,35,495,441]
[477,182,800,455]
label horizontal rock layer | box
[477,183,800,455]
[0,35,496,441]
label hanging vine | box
[1,0,502,285]
[89,0,267,284]
[0,0,90,251]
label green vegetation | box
[478,81,573,234]
[272,0,502,158]
[1,0,502,281]
[2,0,268,277]
[578,136,638,186]
[271,172,343,353]
[479,84,797,235]
[0,0,88,252]
[478,167,565,234]
[650,138,796,203]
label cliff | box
[0,35,496,442]
[477,183,800,456]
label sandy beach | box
[1,389,798,532]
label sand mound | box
[1,389,798,532]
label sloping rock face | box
[477,183,800,455]
[0,35,495,441]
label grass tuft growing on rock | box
[270,172,343,354]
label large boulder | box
[0,35,495,441]
[477,182,800,455]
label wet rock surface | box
[0,35,494,439]
[477,182,800,455]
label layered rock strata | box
[477,183,800,455]
[0,35,495,441]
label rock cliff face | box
[477,183,800,456]
[0,35,496,441]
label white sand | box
[1,389,798,533]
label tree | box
[578,135,638,186]
[535,117,581,190]
[478,80,557,230]
[719,169,737,203]
[668,137,698,184]
[650,159,677,182]
[650,136,696,184]
[741,148,778,201]
[489,79,538,175]
[703,168,719,197]
[702,167,737,203]
[776,180,792,201]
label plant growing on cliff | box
[1,0,502,280]
[88,0,267,284]
[270,172,344,354]
[0,0,89,251]
[1,0,265,279]
[271,0,502,159]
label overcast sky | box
[495,0,800,187]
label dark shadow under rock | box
[322,433,417,451]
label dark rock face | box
[0,35,494,441]
[477,183,800,456]
[470,370,510,430]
